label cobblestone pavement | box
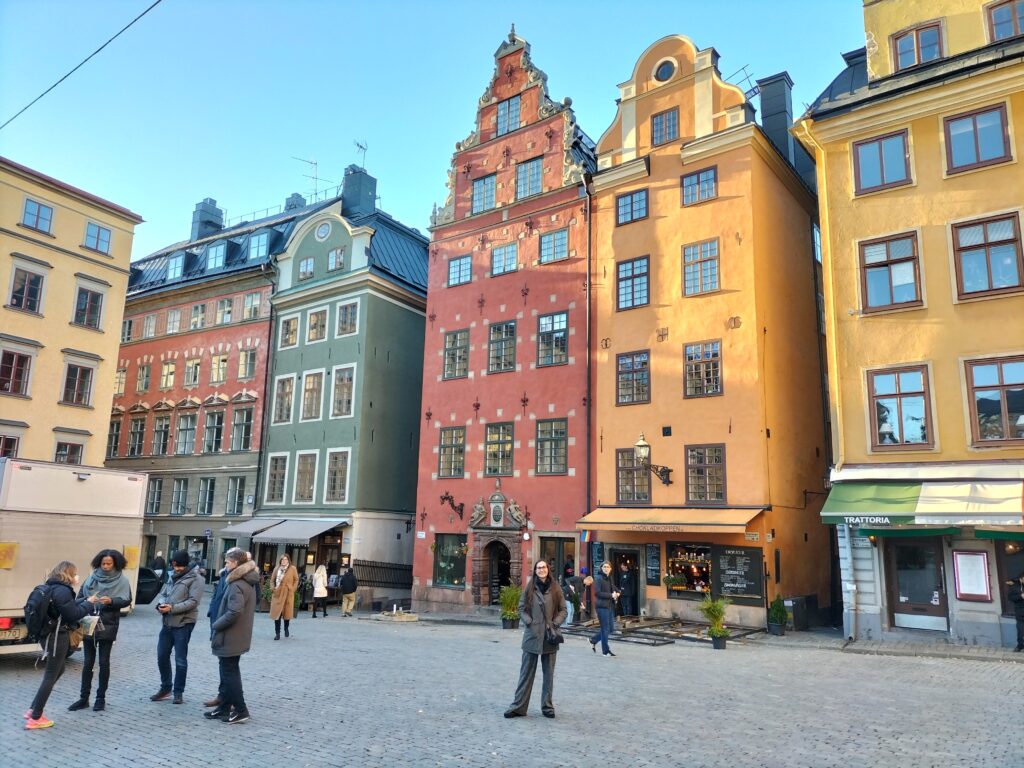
[4,603,1023,768]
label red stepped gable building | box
[413,29,596,612]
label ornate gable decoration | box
[203,393,229,407]
[152,398,175,412]
[176,396,201,409]
[128,401,150,414]
[231,389,258,403]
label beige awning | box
[576,507,764,534]
[251,518,349,545]
[219,518,285,537]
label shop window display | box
[665,542,712,598]
[997,539,1024,616]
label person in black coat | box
[1009,570,1024,652]
[340,567,358,617]
[26,561,99,729]
[588,561,621,657]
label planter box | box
[767,622,785,636]
[501,618,520,630]
[711,636,727,650]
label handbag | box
[544,624,564,645]
[68,626,85,650]
[80,614,100,637]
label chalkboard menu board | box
[645,544,661,586]
[711,546,763,607]
[590,542,605,570]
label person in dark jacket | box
[504,560,567,719]
[340,566,358,617]
[151,550,204,704]
[25,561,99,730]
[150,551,166,581]
[202,562,230,709]
[205,547,259,724]
[1009,570,1024,652]
[588,561,621,657]
[67,550,132,713]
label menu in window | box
[713,546,764,605]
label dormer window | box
[167,254,184,280]
[206,243,225,269]
[328,247,346,272]
[298,257,314,281]
[496,95,521,137]
[990,0,1024,40]
[893,24,942,71]
[249,232,269,260]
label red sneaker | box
[25,715,54,730]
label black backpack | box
[24,584,55,642]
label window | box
[265,455,288,503]
[145,478,163,516]
[953,214,1022,298]
[685,341,722,397]
[472,174,496,214]
[496,95,520,136]
[249,232,268,260]
[616,449,650,504]
[617,257,650,309]
[128,417,146,456]
[325,449,350,503]
[516,157,542,199]
[0,350,31,395]
[328,247,346,272]
[167,254,184,280]
[336,301,358,336]
[171,478,189,515]
[488,321,516,373]
[0,434,17,458]
[273,376,295,423]
[152,416,170,455]
[243,292,261,320]
[175,414,197,454]
[301,371,324,421]
[120,319,133,342]
[539,229,568,264]
[944,105,1011,173]
[438,427,465,478]
[991,0,1024,40]
[654,60,675,82]
[536,419,567,475]
[166,308,181,334]
[448,255,472,286]
[204,411,224,453]
[859,233,921,311]
[10,268,43,312]
[665,542,712,597]
[682,167,717,205]
[485,423,514,476]
[966,355,1024,444]
[894,24,942,71]
[54,442,83,465]
[197,478,215,515]
[114,368,126,396]
[686,445,726,504]
[491,243,518,276]
[160,361,175,389]
[868,366,932,449]
[210,354,227,384]
[443,330,469,380]
[231,408,253,451]
[294,452,317,503]
[226,477,245,516]
[190,304,206,329]
[141,313,155,338]
[853,131,910,194]
[433,533,468,587]
[22,199,53,232]
[206,243,225,269]
[537,312,568,367]
[652,108,679,145]
[215,298,232,325]
[238,349,257,379]
[307,309,327,342]
[184,359,201,387]
[683,240,720,296]
[61,364,93,405]
[616,351,650,405]
[106,420,121,458]
[279,316,298,348]
[137,363,151,392]
[298,257,314,281]
[813,223,822,264]
[331,365,355,418]
[616,189,648,225]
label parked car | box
[136,567,161,605]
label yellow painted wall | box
[0,159,139,467]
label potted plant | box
[698,595,731,650]
[767,594,787,636]
[258,577,273,613]
[499,584,522,629]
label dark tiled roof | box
[571,125,598,175]
[350,210,429,296]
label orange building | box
[582,36,831,627]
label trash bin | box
[784,596,809,631]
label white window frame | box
[249,232,269,260]
[114,368,126,396]
[243,292,261,320]
[136,363,151,392]
[197,477,216,515]
[330,363,357,420]
[183,358,201,387]
[291,449,319,505]
[238,348,257,380]
[190,303,206,329]
[206,242,226,269]
[166,308,181,334]
[215,298,233,325]
[142,313,156,338]
[8,255,50,315]
[272,373,297,425]
[278,313,300,350]
[160,361,176,389]
[83,221,112,254]
[323,447,352,504]
[0,337,39,397]
[226,476,246,515]
[263,452,290,506]
[167,254,184,281]
[305,305,329,345]
[299,368,326,423]
[334,298,361,338]
[209,354,228,384]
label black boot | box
[93,698,105,712]
[284,620,290,638]
[274,618,281,640]
[68,698,89,712]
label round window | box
[654,61,675,82]
[315,222,331,241]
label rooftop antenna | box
[291,156,334,199]
[354,140,368,170]
[724,64,759,100]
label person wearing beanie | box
[151,550,203,704]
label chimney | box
[191,198,224,241]
[755,72,796,166]
[341,165,377,217]
[284,193,306,211]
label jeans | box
[563,601,574,626]
[1016,618,1024,650]
[508,651,556,715]
[218,656,246,713]
[81,637,113,699]
[157,623,194,694]
[30,631,70,718]
[590,607,616,654]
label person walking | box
[579,566,592,621]
[205,547,259,724]
[150,551,166,583]
[269,554,298,639]
[1009,570,1024,652]
[152,550,203,704]
[504,560,567,719]
[68,550,132,713]
[311,564,329,618]
[560,564,579,626]
[25,561,99,730]
[340,565,357,617]
[589,561,620,657]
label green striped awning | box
[821,483,918,525]
[821,481,1024,527]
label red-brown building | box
[413,30,596,611]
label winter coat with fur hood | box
[211,560,259,657]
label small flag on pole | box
[580,530,592,543]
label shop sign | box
[842,515,914,526]
[203,528,212,538]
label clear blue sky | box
[0,0,863,261]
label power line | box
[0,0,164,133]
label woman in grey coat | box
[504,560,567,719]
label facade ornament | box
[470,497,487,527]
[561,111,592,186]
[507,499,526,528]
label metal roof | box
[350,209,429,296]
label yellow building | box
[581,36,831,628]
[0,157,142,467]
[796,0,1024,646]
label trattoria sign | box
[841,515,914,526]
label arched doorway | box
[486,540,512,605]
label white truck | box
[0,458,153,655]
